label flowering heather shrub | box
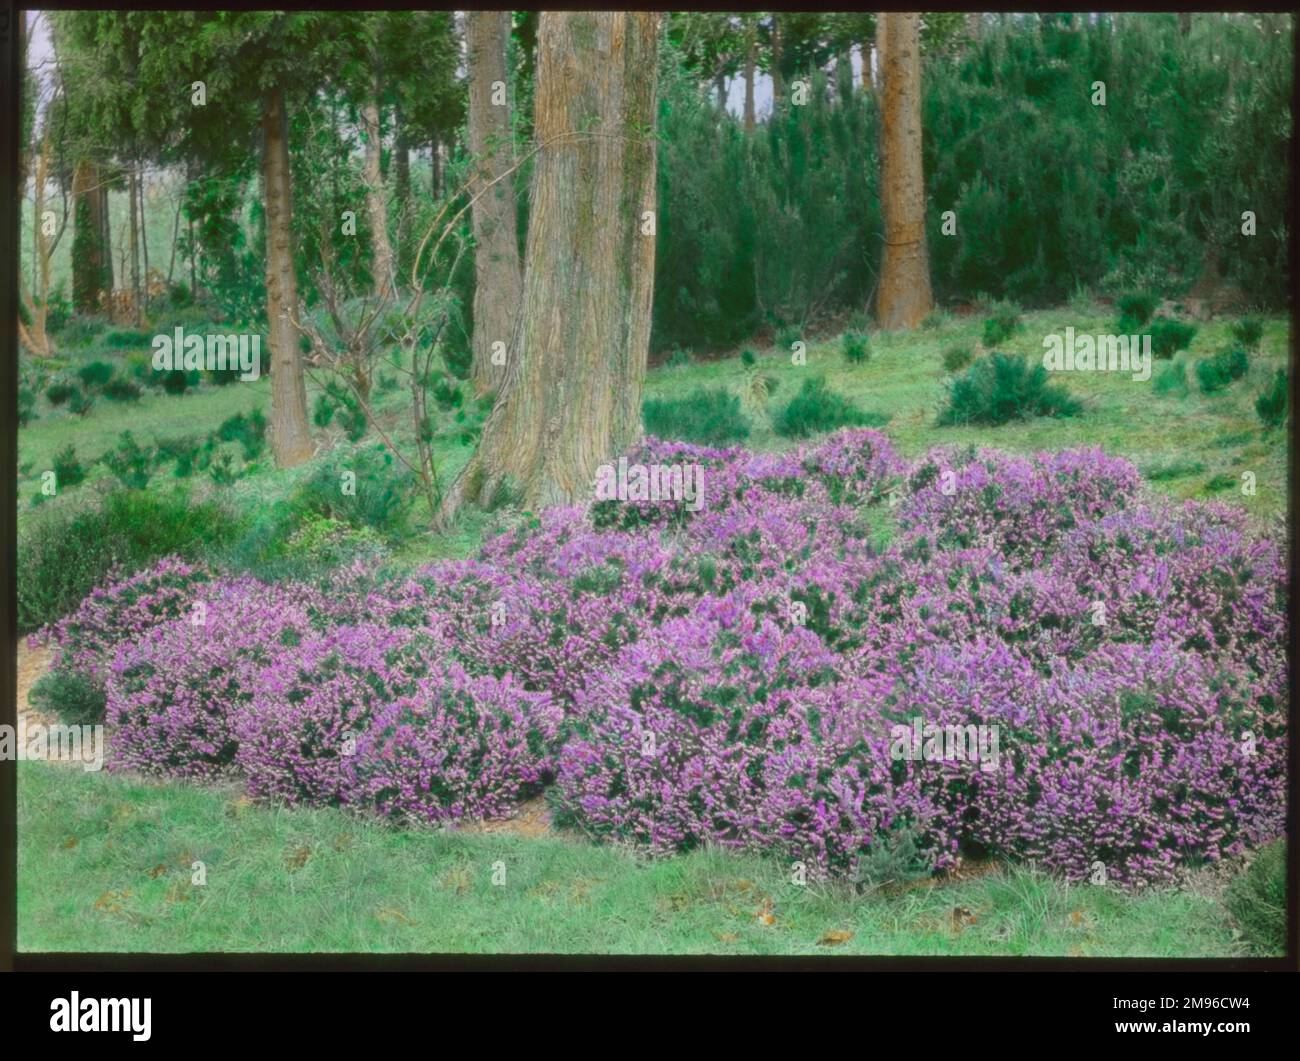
[897,446,1141,566]
[347,665,562,823]
[38,557,213,687]
[74,430,1287,886]
[106,580,313,780]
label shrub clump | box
[1196,347,1249,394]
[841,331,870,364]
[643,387,751,445]
[1145,317,1197,359]
[775,377,885,438]
[982,302,1023,347]
[1115,291,1159,332]
[1256,368,1287,428]
[1230,316,1264,349]
[939,352,1081,426]
[942,345,974,373]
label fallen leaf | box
[713,932,741,944]
[61,836,78,849]
[285,845,311,871]
[376,907,415,926]
[147,863,168,879]
[818,929,855,946]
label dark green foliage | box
[1153,360,1189,398]
[56,316,105,349]
[775,378,886,439]
[643,387,751,445]
[18,386,38,427]
[652,57,879,352]
[157,435,203,478]
[17,486,241,631]
[432,373,463,412]
[1116,291,1159,332]
[102,376,143,402]
[1255,368,1288,428]
[76,361,114,389]
[1144,458,1205,481]
[842,331,870,364]
[942,345,974,373]
[68,388,94,417]
[1145,317,1197,359]
[1231,316,1264,349]
[939,352,1082,426]
[981,302,1023,347]
[293,445,414,539]
[216,409,269,460]
[29,668,106,726]
[102,431,154,489]
[160,369,194,395]
[1196,347,1249,394]
[45,381,77,406]
[52,445,87,489]
[103,329,153,349]
[168,281,192,307]
[665,348,693,369]
[1226,840,1285,954]
[925,15,1290,307]
[740,349,756,367]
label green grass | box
[16,300,1290,955]
[17,762,1250,956]
[642,305,1289,520]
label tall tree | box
[443,11,660,518]
[875,12,933,329]
[466,10,524,397]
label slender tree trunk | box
[128,164,141,324]
[99,181,113,293]
[138,166,150,320]
[442,11,660,518]
[361,89,395,298]
[714,71,727,112]
[394,113,410,274]
[71,158,107,312]
[261,85,314,467]
[836,47,853,99]
[430,135,442,198]
[771,16,785,107]
[875,12,933,330]
[467,9,524,397]
[744,21,757,132]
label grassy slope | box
[16,303,1288,954]
[17,763,1247,956]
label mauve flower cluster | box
[38,428,1287,886]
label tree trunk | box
[100,181,113,292]
[430,134,442,198]
[443,11,660,517]
[139,166,150,320]
[743,21,756,132]
[394,113,410,275]
[361,91,394,298]
[467,9,524,397]
[71,158,108,312]
[771,16,785,107]
[261,85,314,467]
[128,164,141,324]
[875,12,933,330]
